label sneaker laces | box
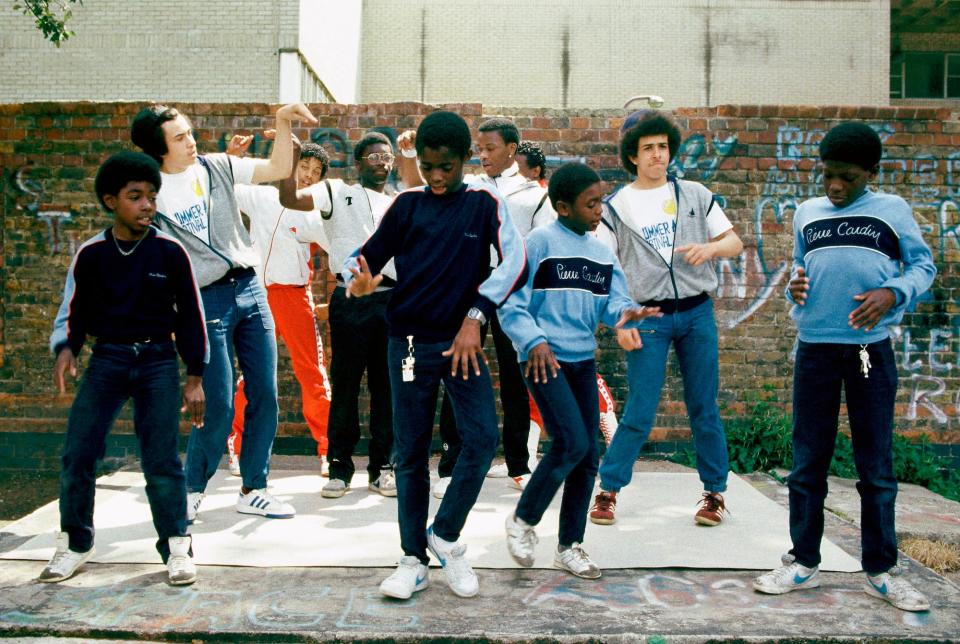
[380,470,395,487]
[593,492,615,512]
[566,543,592,566]
[168,553,191,575]
[443,543,472,574]
[696,492,728,516]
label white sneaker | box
[320,455,330,478]
[227,453,241,477]
[554,543,601,579]
[505,513,537,567]
[186,492,204,525]
[431,476,451,499]
[321,478,350,498]
[486,463,509,478]
[166,536,197,586]
[753,553,821,595]
[864,568,930,612]
[379,556,429,599]
[507,473,531,491]
[369,470,397,497]
[38,532,93,583]
[599,411,618,446]
[236,488,295,518]
[426,525,479,598]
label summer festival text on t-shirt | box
[173,200,209,236]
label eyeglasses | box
[363,152,395,164]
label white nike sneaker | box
[753,553,821,595]
[379,556,429,599]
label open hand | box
[181,375,205,428]
[850,288,896,331]
[53,348,77,394]
[442,318,485,379]
[788,267,809,305]
[525,342,559,384]
[346,255,383,298]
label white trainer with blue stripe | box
[753,553,821,595]
[236,488,296,519]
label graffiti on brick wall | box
[8,163,76,256]
[895,324,960,424]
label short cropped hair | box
[618,110,682,176]
[354,131,393,162]
[131,105,183,163]
[820,122,882,171]
[415,110,472,158]
[548,162,601,211]
[517,141,547,179]
[300,142,329,178]
[94,151,162,211]
[477,117,520,146]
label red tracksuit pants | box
[229,284,331,458]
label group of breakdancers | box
[40,100,935,613]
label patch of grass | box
[900,538,960,574]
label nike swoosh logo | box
[416,574,426,585]
[794,572,813,584]
[868,578,888,594]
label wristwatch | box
[466,307,487,324]
[400,147,417,158]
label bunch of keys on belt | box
[859,344,871,378]
[402,335,415,382]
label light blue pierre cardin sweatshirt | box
[787,189,936,344]
[498,219,637,363]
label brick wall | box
[2,101,959,470]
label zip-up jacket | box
[344,183,527,342]
[153,154,259,288]
[601,175,719,303]
[50,227,208,375]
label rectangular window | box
[948,53,960,99]
[890,54,904,99]
[904,52,945,99]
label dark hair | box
[415,110,472,158]
[618,110,682,175]
[820,122,882,171]
[517,140,546,179]
[94,151,162,211]
[131,105,183,163]
[353,131,393,162]
[548,162,601,211]
[300,142,329,178]
[477,117,520,146]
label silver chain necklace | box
[113,230,148,256]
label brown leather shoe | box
[589,491,617,525]
[695,492,727,526]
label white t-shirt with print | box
[157,157,257,242]
[618,182,732,262]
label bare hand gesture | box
[615,306,662,327]
[346,255,383,299]
[674,242,717,266]
[53,348,77,394]
[397,130,417,154]
[181,375,205,428]
[788,267,810,305]
[616,328,643,351]
[850,287,896,331]
[442,318,486,379]
[227,134,254,157]
[276,103,318,125]
[525,342,559,384]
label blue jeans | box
[186,273,278,492]
[388,338,499,564]
[599,298,729,493]
[516,358,599,547]
[60,341,186,562]
[789,340,899,574]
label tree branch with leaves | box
[12,0,83,47]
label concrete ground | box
[0,456,958,642]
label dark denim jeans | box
[516,358,599,547]
[437,316,532,478]
[388,338,499,564]
[186,272,278,492]
[326,287,393,481]
[789,339,899,574]
[599,298,729,493]
[60,341,186,562]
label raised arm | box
[251,103,317,185]
[395,129,425,188]
[277,137,317,211]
